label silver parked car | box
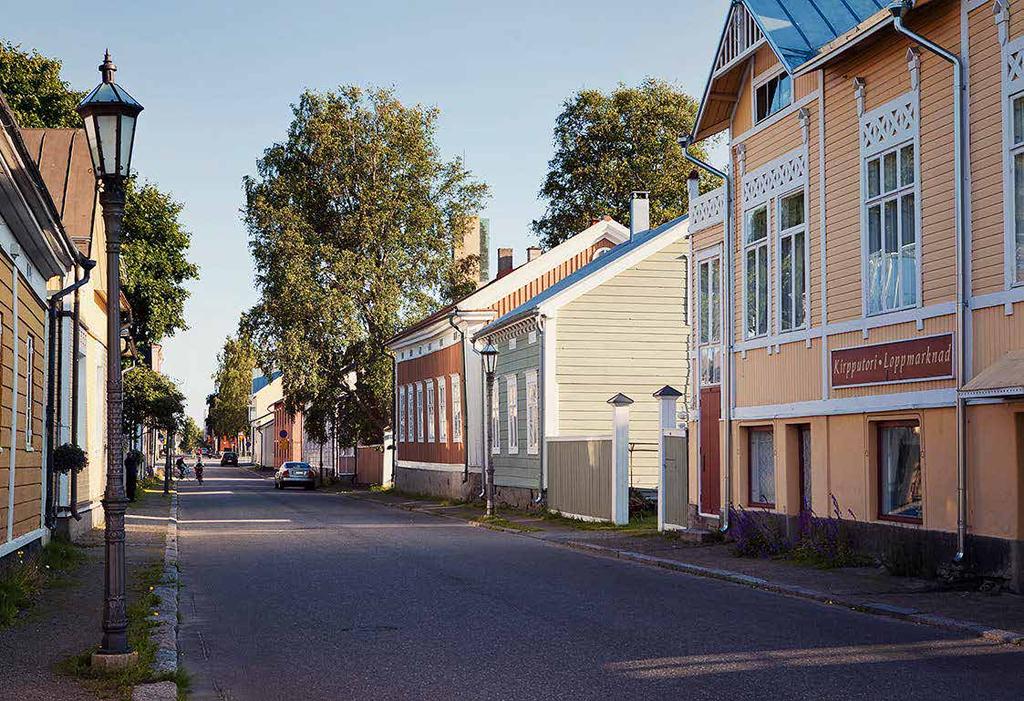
[274,461,316,490]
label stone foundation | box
[55,502,104,543]
[395,466,482,503]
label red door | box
[699,386,721,515]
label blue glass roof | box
[744,0,886,72]
[477,215,688,337]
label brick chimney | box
[526,246,542,262]
[497,247,514,278]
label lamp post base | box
[91,650,139,671]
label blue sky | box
[5,0,729,420]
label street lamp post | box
[77,51,143,666]
[480,343,498,517]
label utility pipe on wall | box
[889,0,969,563]
[681,135,734,532]
[446,313,471,484]
[534,314,547,505]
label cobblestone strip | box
[152,492,179,675]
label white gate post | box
[608,394,633,525]
[653,385,683,532]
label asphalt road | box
[178,465,1024,700]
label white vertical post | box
[608,394,633,526]
[653,385,683,532]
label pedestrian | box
[126,454,138,502]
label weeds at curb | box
[0,538,86,628]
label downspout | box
[889,0,969,563]
[681,134,734,532]
[446,313,470,483]
[534,314,547,505]
[469,338,487,498]
[45,257,95,526]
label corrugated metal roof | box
[744,0,886,72]
[477,215,688,338]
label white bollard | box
[608,393,633,526]
[653,386,683,532]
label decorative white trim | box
[689,186,725,233]
[395,460,465,472]
[0,527,46,560]
[1002,34,1024,289]
[906,47,921,91]
[818,68,830,400]
[733,389,956,421]
[736,143,747,175]
[741,147,807,209]
[798,107,811,145]
[996,0,1011,47]
[546,434,612,442]
[853,77,867,117]
[859,91,917,158]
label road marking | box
[126,515,171,521]
[179,518,292,524]
[178,491,235,496]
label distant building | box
[455,216,490,287]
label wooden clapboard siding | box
[973,300,1024,374]
[491,332,540,489]
[11,281,46,538]
[969,4,1009,297]
[735,339,822,407]
[556,237,689,489]
[396,342,463,465]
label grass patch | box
[0,538,86,628]
[369,484,394,494]
[539,510,658,533]
[472,515,542,533]
[57,560,190,700]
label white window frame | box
[415,382,424,442]
[743,204,770,339]
[1008,90,1024,287]
[437,376,447,444]
[450,373,463,444]
[490,380,500,454]
[398,385,406,443]
[426,379,436,442]
[1003,34,1024,288]
[505,374,519,454]
[25,334,34,450]
[696,249,722,387]
[406,384,415,444]
[776,189,809,333]
[862,141,919,316]
[752,66,792,125]
[525,369,539,455]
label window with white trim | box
[744,205,769,338]
[505,374,519,454]
[1011,94,1024,283]
[415,382,424,442]
[398,385,406,443]
[525,370,539,455]
[754,72,791,124]
[697,256,721,386]
[778,191,807,332]
[490,380,500,454]
[437,377,447,443]
[450,374,463,443]
[426,379,436,442]
[25,335,34,449]
[406,384,415,444]
[865,142,917,314]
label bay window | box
[744,205,769,338]
[865,142,917,315]
[778,192,807,332]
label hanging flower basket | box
[125,449,145,468]
[53,443,88,475]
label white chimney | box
[630,191,650,238]
[687,170,700,204]
[526,246,542,262]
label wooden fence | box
[663,431,688,529]
[546,437,613,521]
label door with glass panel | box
[696,254,722,516]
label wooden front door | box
[798,425,812,513]
[699,386,721,515]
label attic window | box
[755,73,791,124]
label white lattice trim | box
[1005,35,1024,94]
[741,148,806,209]
[689,186,725,233]
[860,92,917,158]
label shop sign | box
[831,333,953,388]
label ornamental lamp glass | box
[481,343,498,375]
[76,51,143,180]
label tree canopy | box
[243,86,487,445]
[178,416,204,453]
[122,366,186,433]
[532,78,718,249]
[0,42,84,128]
[208,334,255,440]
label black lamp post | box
[481,342,498,517]
[77,51,143,665]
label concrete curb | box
[345,491,1024,647]
[152,492,180,675]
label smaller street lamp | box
[480,343,499,517]
[77,50,143,667]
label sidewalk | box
[343,488,1024,644]
[0,484,172,700]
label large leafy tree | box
[0,42,198,361]
[532,78,718,248]
[178,416,204,453]
[123,366,186,434]
[0,42,84,128]
[208,334,255,440]
[243,86,487,445]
